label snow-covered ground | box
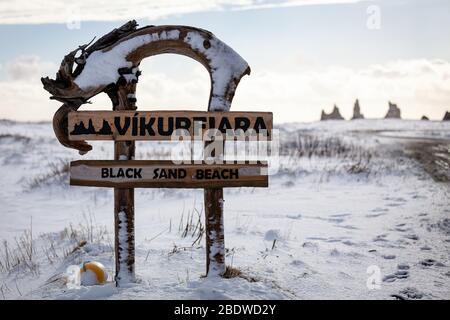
[0,119,449,300]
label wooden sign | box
[44,21,268,283]
[70,160,268,188]
[68,111,273,141]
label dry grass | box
[222,266,258,282]
[0,215,112,299]
[222,265,242,278]
[24,158,70,190]
[0,231,39,276]
[280,133,373,175]
[0,212,111,276]
[281,134,355,158]
[0,133,31,144]
[179,205,204,246]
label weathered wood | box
[204,188,225,276]
[112,64,137,286]
[42,22,250,155]
[114,148,135,285]
[44,22,256,283]
[68,111,273,141]
[70,160,268,188]
[204,127,226,277]
[53,103,92,155]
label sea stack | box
[443,111,450,121]
[351,99,364,120]
[421,116,429,121]
[321,105,344,120]
[385,101,401,119]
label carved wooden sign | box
[70,160,268,188]
[68,111,273,141]
[42,20,270,285]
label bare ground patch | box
[406,141,450,182]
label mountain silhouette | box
[97,120,112,135]
[70,119,101,135]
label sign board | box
[45,22,270,282]
[68,111,273,141]
[70,160,268,188]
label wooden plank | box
[68,111,273,141]
[70,160,268,188]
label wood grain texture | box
[68,111,272,141]
[204,137,226,276]
[204,188,225,276]
[70,160,268,188]
[112,73,136,286]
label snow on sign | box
[42,21,269,286]
[70,160,268,188]
[68,111,273,141]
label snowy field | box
[0,119,449,300]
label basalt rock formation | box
[321,105,344,120]
[443,111,450,121]
[351,99,364,120]
[385,101,401,119]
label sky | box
[0,0,449,123]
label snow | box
[280,119,450,138]
[117,210,133,284]
[264,229,281,242]
[0,119,449,299]
[122,74,137,83]
[56,283,118,300]
[208,233,225,277]
[74,30,180,90]
[73,28,249,112]
[80,269,99,286]
[183,32,249,111]
[206,198,226,277]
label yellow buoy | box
[80,261,108,285]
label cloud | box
[0,0,365,25]
[231,58,450,122]
[4,55,56,81]
[0,56,449,122]
[0,55,58,121]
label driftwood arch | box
[42,21,250,283]
[42,21,250,155]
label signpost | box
[70,160,268,188]
[42,21,272,285]
[68,111,273,141]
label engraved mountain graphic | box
[97,120,112,135]
[70,119,112,135]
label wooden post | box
[109,71,138,285]
[204,134,226,276]
[43,22,252,281]
[114,149,135,285]
[204,188,226,276]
